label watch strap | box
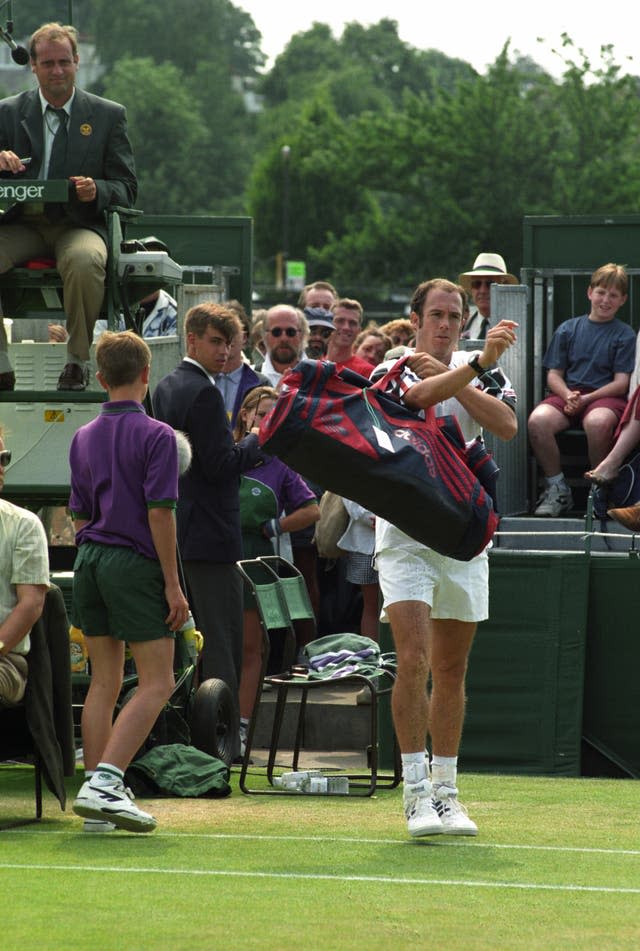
[468,352,489,377]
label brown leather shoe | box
[607,504,640,532]
[0,370,15,391]
[57,363,89,392]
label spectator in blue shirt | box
[528,263,635,517]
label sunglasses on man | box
[0,450,11,467]
[268,326,299,338]
[471,279,499,290]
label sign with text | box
[285,260,306,291]
[0,179,69,205]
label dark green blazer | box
[0,86,137,241]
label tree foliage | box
[91,0,264,78]
[90,1,261,215]
[260,18,474,113]
[101,57,211,214]
[545,35,640,214]
[249,32,640,287]
[8,5,640,291]
[5,1,94,38]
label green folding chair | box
[236,555,401,796]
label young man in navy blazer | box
[153,302,265,758]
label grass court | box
[1,765,638,950]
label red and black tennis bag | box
[259,359,498,561]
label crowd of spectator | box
[8,244,640,840]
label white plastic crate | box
[8,342,87,391]
[9,338,182,393]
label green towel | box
[125,743,231,798]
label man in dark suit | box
[152,303,265,755]
[0,21,137,392]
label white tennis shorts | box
[376,544,489,623]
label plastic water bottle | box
[69,625,88,674]
[305,775,349,795]
[273,770,349,794]
[273,770,323,790]
[180,612,202,664]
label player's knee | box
[432,655,469,686]
[395,637,429,679]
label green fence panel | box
[378,551,588,776]
[583,553,640,778]
[523,214,640,270]
[128,215,253,316]
[460,551,588,775]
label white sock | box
[431,755,458,794]
[546,473,567,488]
[91,762,124,787]
[402,752,429,785]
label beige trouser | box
[0,213,107,365]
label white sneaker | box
[82,818,116,833]
[534,482,573,517]
[433,788,478,835]
[403,779,443,837]
[73,779,157,833]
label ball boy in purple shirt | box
[70,331,189,833]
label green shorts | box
[72,542,176,642]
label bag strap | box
[358,355,413,425]
[369,355,412,394]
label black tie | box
[479,318,489,340]
[46,106,68,179]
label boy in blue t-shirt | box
[528,263,636,517]
[70,330,189,833]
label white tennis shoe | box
[74,779,157,833]
[433,787,478,835]
[403,779,444,837]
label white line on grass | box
[4,829,639,857]
[0,862,638,894]
[164,834,640,858]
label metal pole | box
[281,144,290,284]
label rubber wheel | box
[189,678,235,766]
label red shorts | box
[541,392,627,426]
[615,384,640,438]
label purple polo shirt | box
[69,400,178,560]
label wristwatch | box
[468,352,490,377]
